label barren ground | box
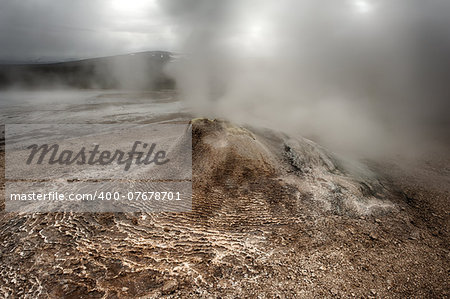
[0,119,448,298]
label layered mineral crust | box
[192,118,393,218]
[0,119,448,298]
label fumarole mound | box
[192,118,394,221]
[0,119,447,298]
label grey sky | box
[1,0,449,65]
[0,0,175,61]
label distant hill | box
[0,51,175,90]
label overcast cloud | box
[0,0,174,61]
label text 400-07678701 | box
[96,191,183,201]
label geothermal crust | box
[192,118,393,217]
[0,119,448,298]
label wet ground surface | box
[0,91,448,298]
[0,90,190,124]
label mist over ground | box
[0,52,174,90]
[0,2,449,298]
[0,0,449,157]
[161,0,450,157]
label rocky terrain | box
[0,119,448,298]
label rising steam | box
[162,0,450,157]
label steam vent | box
[0,119,447,297]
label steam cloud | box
[162,0,450,156]
[1,0,449,157]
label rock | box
[162,279,178,295]
[369,232,378,240]
[191,119,393,217]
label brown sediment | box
[0,119,448,298]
